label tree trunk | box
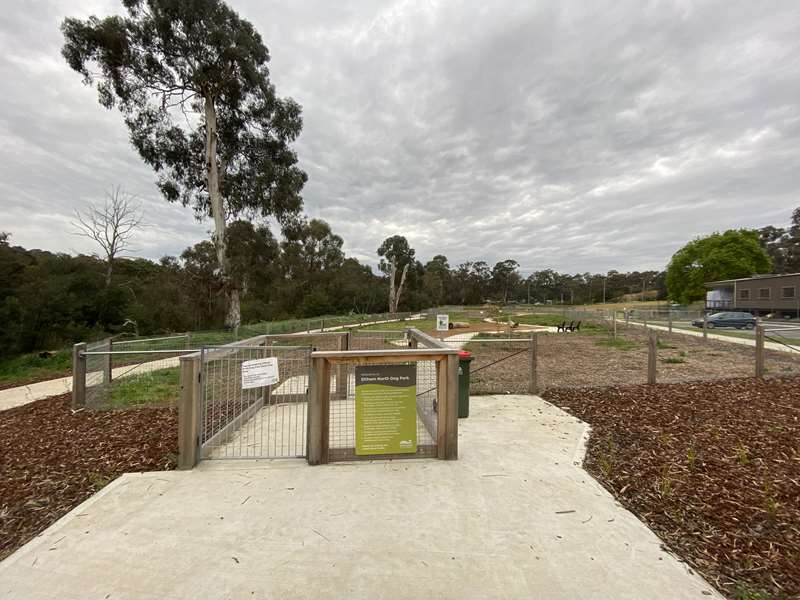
[388,258,397,313]
[394,263,409,313]
[105,258,113,289]
[204,94,240,329]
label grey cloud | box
[2,0,799,273]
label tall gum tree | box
[61,0,307,328]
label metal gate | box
[199,344,312,459]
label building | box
[705,273,800,317]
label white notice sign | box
[436,314,449,331]
[241,357,279,389]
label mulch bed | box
[544,377,800,599]
[0,394,177,561]
[468,327,800,395]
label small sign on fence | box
[241,357,279,389]
[355,365,417,455]
[436,314,449,331]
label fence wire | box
[201,345,311,460]
[83,346,193,410]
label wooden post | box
[703,313,708,341]
[668,311,673,333]
[307,356,330,465]
[335,333,348,399]
[647,330,657,385]
[320,318,325,332]
[436,358,448,459]
[445,353,459,460]
[103,337,113,384]
[612,311,617,340]
[71,342,87,410]
[528,334,538,395]
[178,355,201,469]
[755,324,765,378]
[625,309,629,326]
[643,314,648,330]
[185,331,192,349]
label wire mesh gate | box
[200,344,312,459]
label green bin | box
[458,350,473,418]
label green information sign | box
[355,364,417,455]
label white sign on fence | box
[241,357,279,389]
[436,314,449,331]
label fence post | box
[612,311,617,340]
[445,353,459,460]
[703,313,708,341]
[335,333,348,399]
[178,355,201,470]
[103,337,113,384]
[625,309,629,327]
[185,331,192,350]
[71,342,87,410]
[643,314,648,330]
[755,324,765,378]
[668,311,673,333]
[307,355,330,465]
[528,334,538,395]
[320,318,325,332]
[647,330,657,385]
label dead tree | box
[73,186,143,288]
[388,257,410,313]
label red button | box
[458,350,472,358]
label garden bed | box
[0,394,177,561]
[544,377,800,599]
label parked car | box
[691,312,756,330]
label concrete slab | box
[0,395,721,599]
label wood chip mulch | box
[0,394,177,561]
[544,377,800,599]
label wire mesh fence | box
[201,345,311,460]
[82,347,195,410]
[460,320,800,395]
[349,330,410,350]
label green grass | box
[0,349,73,386]
[661,356,686,364]
[106,367,181,408]
[732,584,775,600]
[595,338,637,350]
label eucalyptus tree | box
[61,0,306,328]
[377,235,415,313]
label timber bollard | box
[103,337,113,384]
[528,335,538,395]
[72,342,87,410]
[755,324,765,378]
[703,314,708,341]
[178,355,201,469]
[647,330,657,385]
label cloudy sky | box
[2,1,799,274]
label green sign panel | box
[355,365,417,455]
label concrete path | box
[0,395,721,599]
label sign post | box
[355,365,417,455]
[436,314,449,340]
